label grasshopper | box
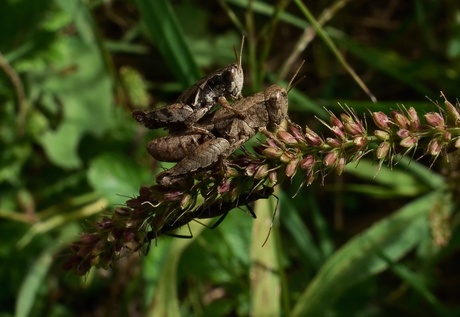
[152,62,303,187]
[153,84,289,186]
[132,37,245,133]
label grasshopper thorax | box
[264,85,288,131]
[223,63,244,100]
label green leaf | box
[15,225,79,317]
[37,37,113,169]
[291,190,442,317]
[87,153,151,205]
[280,191,323,270]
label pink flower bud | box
[424,112,445,128]
[374,130,390,141]
[286,158,299,178]
[372,111,392,130]
[444,99,460,126]
[391,110,409,129]
[336,157,346,175]
[180,193,194,209]
[331,125,346,140]
[341,113,364,136]
[254,164,269,180]
[344,121,364,136]
[427,139,442,156]
[289,125,306,141]
[353,136,366,147]
[305,169,316,186]
[262,146,284,158]
[300,155,315,170]
[376,142,390,160]
[441,131,452,142]
[268,170,278,185]
[279,152,291,163]
[245,163,258,176]
[277,131,298,145]
[400,136,418,148]
[330,113,344,130]
[396,129,410,139]
[326,137,341,148]
[407,107,420,130]
[305,127,323,146]
[324,151,339,167]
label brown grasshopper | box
[132,37,245,133]
[153,84,289,186]
[151,62,304,187]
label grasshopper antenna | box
[286,60,305,93]
[234,35,245,71]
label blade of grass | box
[327,27,434,96]
[291,190,442,317]
[344,159,433,197]
[278,0,351,80]
[146,221,207,317]
[17,198,107,248]
[225,0,307,28]
[378,247,451,316]
[15,224,80,317]
[293,0,377,102]
[250,195,281,316]
[279,191,323,270]
[134,0,201,86]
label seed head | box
[424,112,445,128]
[376,141,390,160]
[391,110,409,129]
[400,136,418,148]
[372,111,392,130]
[324,151,339,167]
[300,155,315,170]
[444,99,460,126]
[304,127,323,146]
[285,158,299,178]
[277,131,298,145]
[407,107,420,130]
[427,138,443,156]
[374,130,390,141]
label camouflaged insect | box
[132,38,245,133]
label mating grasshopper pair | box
[133,37,297,187]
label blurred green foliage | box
[1,0,459,316]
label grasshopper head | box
[264,85,288,131]
[228,35,245,100]
[224,63,244,100]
